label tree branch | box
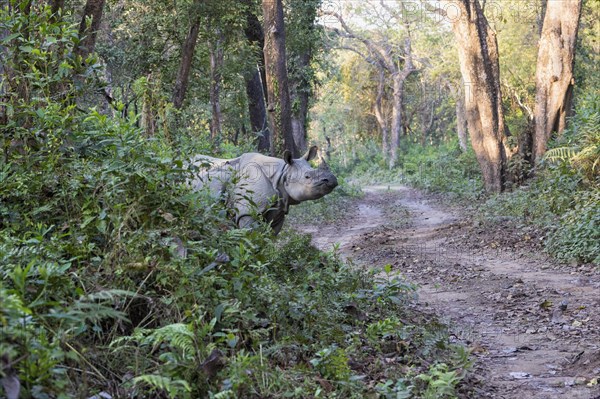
[319,9,396,71]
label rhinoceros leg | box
[268,211,286,235]
[237,214,258,230]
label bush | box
[481,91,600,265]
[398,141,483,200]
[1,5,472,397]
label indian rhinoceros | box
[190,146,338,234]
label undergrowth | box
[482,92,600,265]
[331,139,484,202]
[0,6,471,397]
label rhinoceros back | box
[190,153,285,225]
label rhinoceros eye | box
[305,175,310,179]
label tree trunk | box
[532,0,582,164]
[172,15,201,109]
[389,36,414,169]
[456,93,468,152]
[290,51,311,153]
[141,74,158,136]
[209,31,224,139]
[245,67,269,151]
[373,67,389,157]
[262,0,297,157]
[537,0,548,36]
[243,4,270,152]
[322,8,414,167]
[451,0,509,193]
[389,74,404,169]
[74,0,106,60]
[288,0,319,155]
[48,0,65,22]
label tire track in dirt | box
[299,185,600,399]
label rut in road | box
[299,185,600,399]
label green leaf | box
[1,33,21,43]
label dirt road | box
[299,185,600,399]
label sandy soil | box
[298,185,600,399]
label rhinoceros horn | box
[317,150,332,171]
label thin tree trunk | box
[373,67,389,157]
[142,74,157,136]
[456,93,468,152]
[322,8,415,167]
[246,67,269,151]
[290,51,311,153]
[262,0,296,156]
[209,30,224,139]
[389,36,415,169]
[451,0,509,193]
[537,0,548,36]
[288,0,319,155]
[0,3,10,137]
[74,0,106,60]
[325,135,333,161]
[532,0,582,164]
[389,74,404,169]
[420,99,435,146]
[172,15,201,109]
[243,4,270,152]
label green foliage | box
[0,2,474,398]
[375,345,470,399]
[0,1,90,158]
[309,345,352,382]
[482,92,600,264]
[397,141,483,200]
[417,363,462,399]
[132,375,192,399]
[331,138,483,201]
[544,92,600,185]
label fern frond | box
[544,147,577,162]
[132,374,191,398]
[142,323,196,355]
[82,289,137,302]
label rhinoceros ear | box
[303,146,319,162]
[283,150,294,165]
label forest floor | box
[297,185,600,399]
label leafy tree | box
[323,1,416,168]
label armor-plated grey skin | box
[191,146,338,235]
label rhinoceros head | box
[282,146,338,203]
